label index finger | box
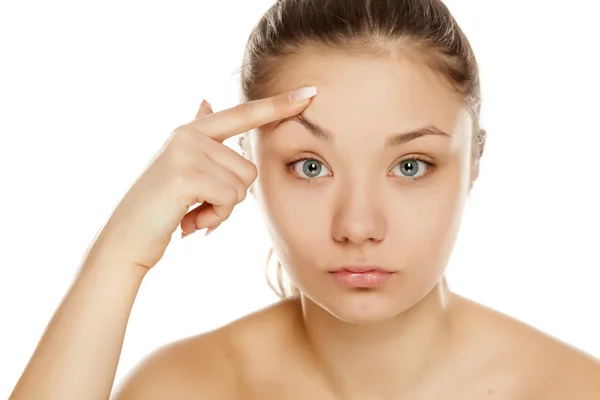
[190,86,317,142]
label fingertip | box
[288,86,317,102]
[201,99,213,110]
[196,99,214,119]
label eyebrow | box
[278,114,451,147]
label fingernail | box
[289,86,317,102]
[205,223,220,236]
[201,99,212,109]
[181,229,195,239]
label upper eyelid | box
[389,155,434,170]
[289,155,330,169]
[392,157,435,172]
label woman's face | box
[249,49,475,323]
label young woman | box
[10,0,600,399]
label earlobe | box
[469,162,480,190]
[238,135,249,157]
[477,129,487,158]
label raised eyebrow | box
[277,114,334,142]
[277,115,451,146]
[384,126,451,147]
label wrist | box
[80,246,149,287]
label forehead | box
[262,48,470,139]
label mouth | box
[328,265,395,288]
[328,265,394,273]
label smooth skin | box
[10,50,600,400]
[8,88,317,400]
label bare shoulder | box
[454,295,600,399]
[110,328,239,400]
[532,353,600,399]
[111,298,300,400]
[523,330,600,399]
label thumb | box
[195,99,214,119]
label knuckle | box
[238,186,248,202]
[224,184,239,204]
[233,179,247,202]
[266,97,279,116]
[171,125,211,149]
[168,132,195,155]
[166,134,210,169]
[217,206,234,221]
[242,160,258,183]
[171,124,192,139]
[171,126,197,144]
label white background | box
[1,0,599,397]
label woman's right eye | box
[290,158,331,180]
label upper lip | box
[329,265,394,273]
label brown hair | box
[239,0,487,298]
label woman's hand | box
[92,87,317,270]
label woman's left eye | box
[291,158,331,179]
[391,159,431,179]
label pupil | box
[304,161,321,177]
[402,160,418,176]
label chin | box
[308,288,412,325]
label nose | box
[331,182,387,245]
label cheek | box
[390,161,468,262]
[254,154,331,257]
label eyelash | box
[284,155,436,182]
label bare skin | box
[112,291,600,399]
[10,48,600,400]
[9,89,318,400]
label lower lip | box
[330,270,393,288]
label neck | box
[299,282,459,398]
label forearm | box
[10,253,147,400]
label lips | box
[328,265,395,288]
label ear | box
[238,134,256,196]
[238,135,248,157]
[477,128,487,159]
[469,128,487,190]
